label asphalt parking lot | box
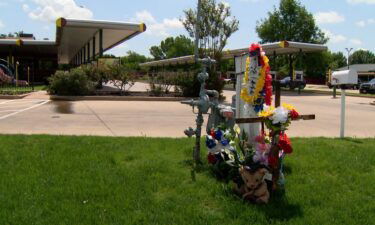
[0,90,374,137]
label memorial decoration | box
[202,42,314,204]
[240,43,273,112]
[205,104,299,203]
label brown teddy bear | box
[234,166,270,204]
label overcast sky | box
[0,0,374,57]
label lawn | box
[0,135,374,225]
[0,85,46,95]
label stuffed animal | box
[234,166,270,204]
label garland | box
[240,54,271,105]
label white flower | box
[271,106,289,124]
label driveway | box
[0,90,374,137]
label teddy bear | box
[234,166,270,204]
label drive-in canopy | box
[56,18,146,64]
[0,39,56,57]
[140,41,328,67]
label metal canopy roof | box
[140,41,327,67]
[56,18,146,64]
[0,39,57,56]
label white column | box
[235,55,260,146]
[340,89,346,138]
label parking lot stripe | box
[0,100,50,120]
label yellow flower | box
[233,124,241,135]
[282,103,296,111]
[240,55,268,105]
[258,106,275,117]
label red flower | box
[255,135,265,143]
[210,129,216,139]
[278,133,293,154]
[265,73,273,106]
[249,43,261,52]
[290,109,299,120]
[207,153,217,164]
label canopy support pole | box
[92,36,96,61]
[99,29,103,57]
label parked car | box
[279,76,306,90]
[359,78,375,94]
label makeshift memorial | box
[240,43,273,113]
[234,166,270,204]
[205,103,299,203]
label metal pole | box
[27,66,30,85]
[275,80,281,107]
[340,89,346,138]
[93,36,96,61]
[333,85,337,98]
[99,29,103,57]
[345,48,353,70]
[194,0,201,62]
[87,42,90,63]
[15,61,19,87]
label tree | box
[121,51,148,71]
[181,0,239,61]
[181,0,239,96]
[256,0,327,79]
[149,35,194,60]
[329,52,347,69]
[349,50,375,64]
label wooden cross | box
[234,81,316,190]
[235,82,316,124]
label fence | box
[0,70,34,95]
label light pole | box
[340,47,352,138]
[345,47,353,70]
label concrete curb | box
[50,95,189,102]
[0,93,30,99]
[283,89,375,99]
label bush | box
[107,65,135,95]
[48,68,95,96]
[81,64,109,88]
[174,71,200,97]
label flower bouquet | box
[205,103,300,203]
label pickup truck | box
[359,78,375,94]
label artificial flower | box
[233,124,241,135]
[290,109,299,120]
[282,103,295,111]
[215,130,223,141]
[258,105,273,118]
[255,134,265,143]
[278,133,293,154]
[221,139,230,146]
[206,135,217,149]
[207,153,217,164]
[271,106,289,124]
[209,129,215,139]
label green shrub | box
[148,82,164,96]
[81,64,109,88]
[48,68,95,96]
[107,65,135,95]
[174,71,200,97]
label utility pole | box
[345,47,353,70]
[194,0,201,62]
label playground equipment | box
[0,58,30,87]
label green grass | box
[0,135,374,225]
[0,85,46,95]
